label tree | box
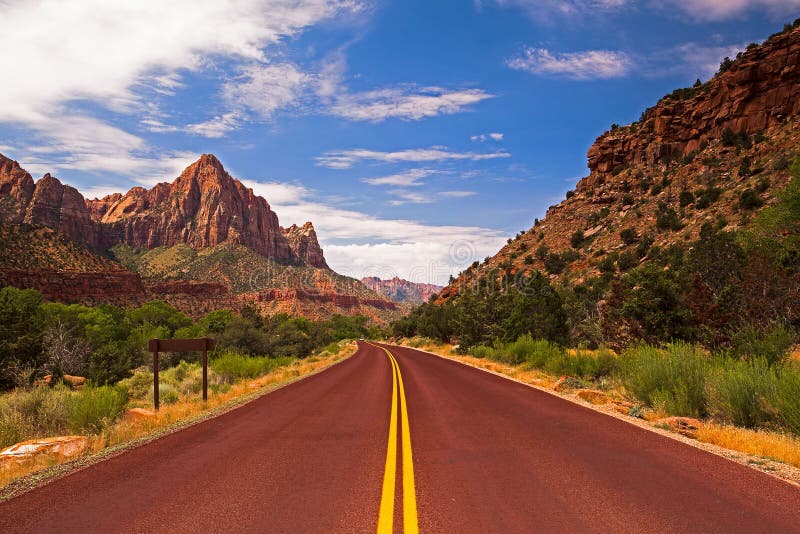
[0,288,45,388]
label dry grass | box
[0,343,356,490]
[697,424,800,469]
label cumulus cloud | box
[507,48,633,80]
[317,147,512,169]
[241,179,506,284]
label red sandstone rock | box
[361,276,443,304]
[282,222,328,268]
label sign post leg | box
[202,344,208,402]
[153,349,160,411]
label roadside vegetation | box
[0,295,376,488]
[0,340,357,488]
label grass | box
[616,342,709,418]
[697,424,800,469]
[0,342,357,490]
[210,350,294,382]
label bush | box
[620,228,638,245]
[695,187,722,209]
[739,189,764,210]
[544,348,616,380]
[67,386,128,433]
[210,350,293,383]
[544,253,566,275]
[679,190,695,208]
[776,364,800,435]
[570,230,585,249]
[708,358,777,428]
[617,343,708,417]
[470,345,495,359]
[730,325,795,366]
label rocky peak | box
[282,221,328,269]
[580,24,800,192]
[0,154,35,223]
[361,276,443,304]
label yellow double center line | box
[371,343,418,534]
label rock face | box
[361,276,443,304]
[90,154,296,261]
[282,222,328,268]
[0,153,326,267]
[580,26,800,191]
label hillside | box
[361,276,442,304]
[441,22,800,299]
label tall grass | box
[210,350,294,383]
[707,358,777,428]
[0,385,127,447]
[776,363,800,435]
[469,335,616,381]
[614,342,710,417]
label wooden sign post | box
[147,338,216,410]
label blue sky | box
[1,0,797,284]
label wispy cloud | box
[507,48,633,80]
[477,0,628,20]
[388,190,433,205]
[317,146,512,169]
[439,190,477,198]
[362,169,437,187]
[223,62,309,119]
[328,86,493,122]
[471,132,504,142]
[661,0,800,21]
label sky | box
[1,0,798,284]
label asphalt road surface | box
[1,342,799,533]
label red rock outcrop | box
[580,25,800,192]
[282,222,328,268]
[0,153,330,269]
[91,154,295,260]
[0,155,35,223]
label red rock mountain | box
[0,153,322,267]
[439,22,800,301]
[361,276,443,304]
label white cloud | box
[388,191,434,206]
[507,48,633,80]
[0,1,362,174]
[317,146,512,169]
[471,132,504,142]
[223,63,310,119]
[362,169,437,187]
[662,0,800,21]
[144,113,241,138]
[241,179,506,284]
[478,0,628,20]
[439,190,477,198]
[329,86,493,122]
[665,42,748,78]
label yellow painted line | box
[377,346,398,533]
[370,342,419,534]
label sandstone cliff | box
[282,222,328,268]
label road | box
[1,342,799,532]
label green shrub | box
[524,339,565,369]
[776,364,800,435]
[730,325,795,366]
[708,358,778,428]
[738,189,764,210]
[67,386,128,434]
[119,368,154,399]
[616,343,709,417]
[679,190,694,207]
[153,383,179,405]
[570,230,585,249]
[620,228,638,245]
[211,350,293,383]
[544,348,616,380]
[470,345,495,359]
